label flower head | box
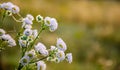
[23,29,32,36]
[8,39,16,47]
[49,18,58,32]
[27,14,34,21]
[56,38,67,52]
[11,5,20,14]
[1,34,12,41]
[66,53,72,63]
[56,50,65,63]
[20,56,30,66]
[23,17,33,25]
[0,2,13,10]
[36,15,43,22]
[35,42,48,56]
[44,17,58,32]
[37,61,46,70]
[25,49,36,59]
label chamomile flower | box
[37,61,46,70]
[27,14,34,21]
[56,38,67,52]
[44,17,58,32]
[23,29,32,36]
[49,18,58,32]
[8,39,16,47]
[19,40,27,47]
[23,17,33,25]
[20,56,30,66]
[44,17,51,26]
[36,15,43,22]
[35,42,46,51]
[66,53,72,63]
[25,49,36,59]
[56,50,65,62]
[11,5,20,14]
[1,34,12,41]
[1,2,13,10]
[35,42,48,56]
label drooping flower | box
[20,56,30,66]
[56,38,67,52]
[66,53,72,63]
[36,15,43,22]
[37,61,46,70]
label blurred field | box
[0,0,120,70]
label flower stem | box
[11,15,22,22]
[29,56,48,64]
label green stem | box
[29,56,48,64]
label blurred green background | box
[0,0,120,70]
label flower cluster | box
[47,38,72,63]
[0,29,16,47]
[0,2,72,70]
[0,2,20,14]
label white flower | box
[35,42,48,56]
[50,46,57,51]
[56,50,65,62]
[23,17,33,25]
[32,29,38,38]
[36,15,43,22]
[24,24,32,29]
[25,49,36,59]
[35,42,46,51]
[23,29,32,36]
[20,56,30,66]
[1,2,13,10]
[66,53,72,63]
[27,14,34,21]
[44,17,58,32]
[1,34,12,41]
[0,29,6,36]
[44,17,51,26]
[8,39,16,47]
[37,61,46,70]
[11,5,20,14]
[19,40,27,47]
[49,18,58,32]
[56,38,67,52]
